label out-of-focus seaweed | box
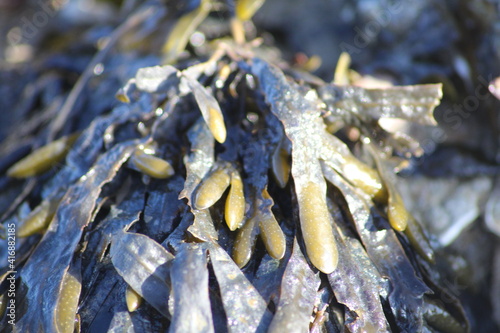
[319,84,441,125]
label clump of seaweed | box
[0,1,470,332]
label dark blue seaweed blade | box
[181,118,218,242]
[323,165,430,332]
[169,243,214,333]
[110,230,174,318]
[327,208,390,332]
[16,141,136,332]
[208,242,272,333]
[267,238,321,333]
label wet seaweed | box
[0,1,475,332]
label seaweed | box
[0,1,481,332]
